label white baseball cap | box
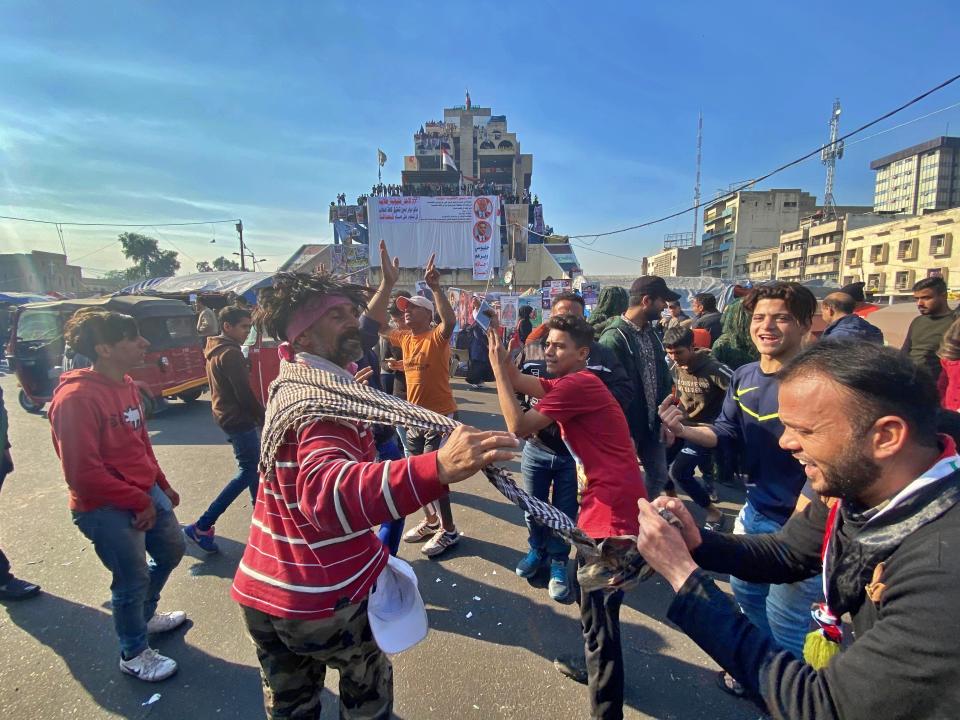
[367,555,428,654]
[396,295,435,315]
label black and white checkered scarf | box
[260,358,653,592]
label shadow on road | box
[147,400,226,446]
[412,545,738,719]
[3,592,263,719]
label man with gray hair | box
[820,292,884,344]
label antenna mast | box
[821,98,844,219]
[693,112,703,244]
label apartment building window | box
[869,244,888,263]
[867,273,884,291]
[894,271,915,291]
[783,201,797,208]
[842,276,856,286]
[929,268,944,279]
[896,238,917,260]
[930,233,952,256]
[845,248,862,265]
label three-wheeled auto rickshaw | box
[7,295,207,415]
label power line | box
[0,215,240,228]
[558,72,960,240]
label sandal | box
[716,670,749,698]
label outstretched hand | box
[636,499,699,592]
[658,396,686,438]
[436,426,519,485]
[424,253,440,291]
[487,325,507,368]
[379,240,400,288]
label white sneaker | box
[422,529,461,557]
[146,610,187,634]
[402,519,441,543]
[119,648,178,682]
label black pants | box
[665,440,713,508]
[0,468,10,584]
[466,358,493,385]
[579,555,625,720]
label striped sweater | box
[231,417,445,619]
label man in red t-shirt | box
[488,313,645,720]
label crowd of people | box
[3,260,960,719]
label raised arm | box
[424,253,455,340]
[364,239,400,332]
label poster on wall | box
[580,282,601,306]
[540,279,572,310]
[518,296,543,327]
[367,196,501,276]
[498,294,520,330]
[331,243,369,280]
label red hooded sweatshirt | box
[49,369,170,513]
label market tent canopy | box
[117,271,276,300]
[0,291,55,305]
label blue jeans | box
[521,442,578,561]
[730,501,823,659]
[197,427,260,531]
[635,432,669,498]
[376,436,406,556]
[73,485,186,657]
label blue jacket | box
[821,314,884,344]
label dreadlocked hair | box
[255,272,371,342]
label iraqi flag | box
[441,147,458,172]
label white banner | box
[368,196,500,274]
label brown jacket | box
[204,336,264,433]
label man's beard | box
[815,442,881,500]
[330,328,363,366]
[644,305,662,322]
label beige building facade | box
[735,247,778,282]
[700,189,817,280]
[644,246,702,277]
[0,251,83,294]
[840,207,960,301]
[776,212,878,283]
[872,136,960,215]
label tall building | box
[871,136,960,215]
[644,246,702,277]
[402,100,533,196]
[735,247,778,282]
[700,189,817,279]
[0,250,82,294]
[839,207,960,301]
[776,209,875,283]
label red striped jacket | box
[231,418,445,619]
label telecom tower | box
[821,99,844,218]
[692,112,703,244]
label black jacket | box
[516,339,633,456]
[668,469,960,719]
[692,310,723,345]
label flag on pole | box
[377,149,387,167]
[441,147,458,172]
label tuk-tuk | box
[242,325,280,407]
[7,295,207,415]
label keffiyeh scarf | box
[260,358,654,593]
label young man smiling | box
[489,314,645,720]
[659,282,822,682]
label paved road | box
[0,370,755,719]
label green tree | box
[117,232,180,280]
[212,256,241,271]
[196,260,213,272]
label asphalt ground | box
[0,369,758,719]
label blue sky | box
[1,1,959,276]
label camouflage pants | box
[241,601,393,720]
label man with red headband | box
[231,260,518,719]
